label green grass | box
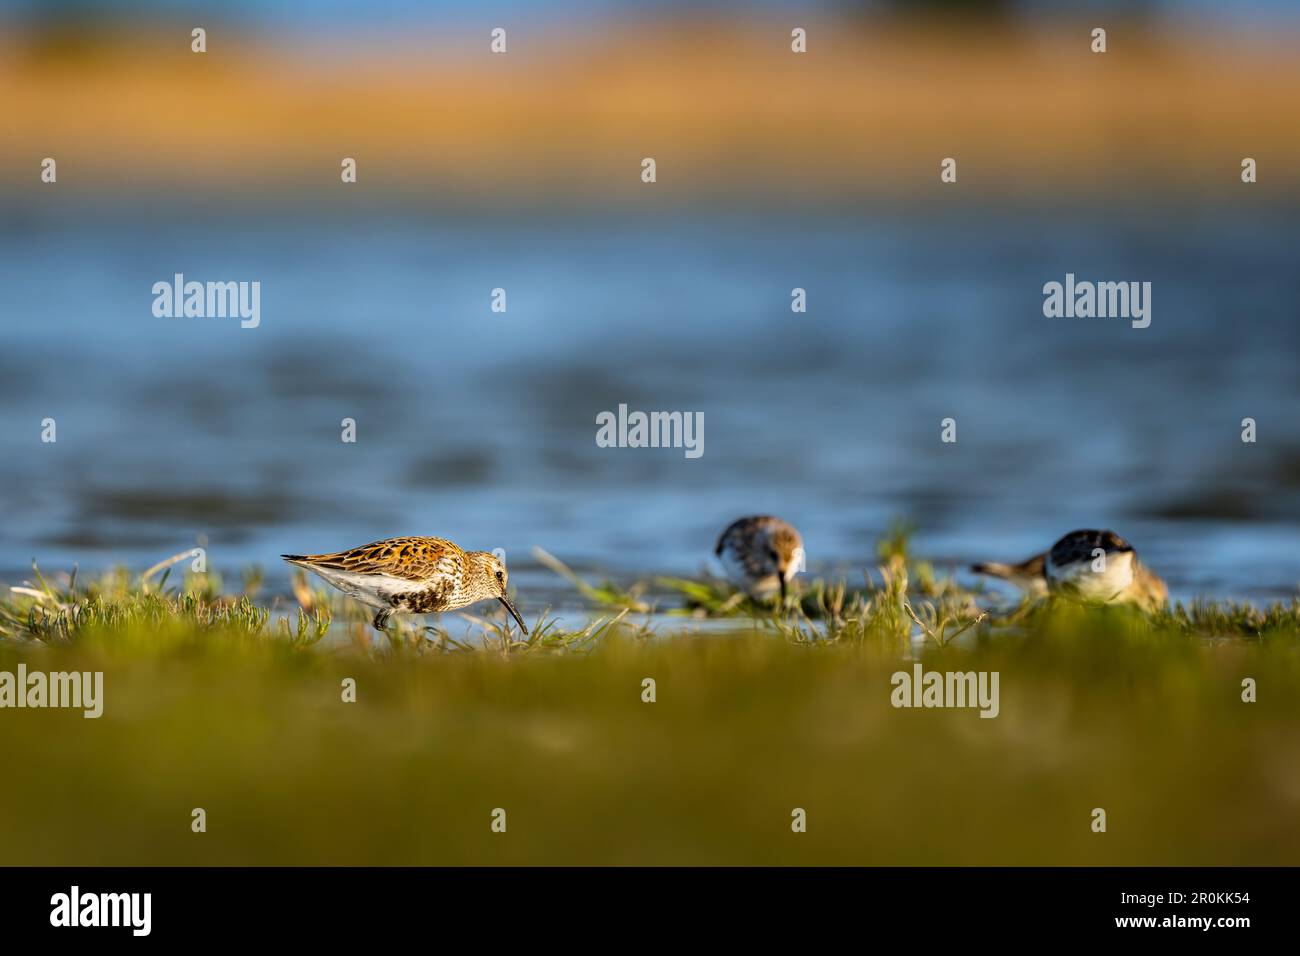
[1,550,1298,865]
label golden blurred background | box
[4,5,1300,204]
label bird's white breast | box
[1047,550,1134,603]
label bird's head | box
[468,550,528,634]
[1099,530,1134,555]
[764,525,805,602]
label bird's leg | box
[372,609,391,632]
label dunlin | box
[715,515,804,603]
[973,529,1167,611]
[282,536,528,633]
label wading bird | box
[283,536,528,633]
[972,529,1167,611]
[715,515,805,604]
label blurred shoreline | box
[5,17,1300,202]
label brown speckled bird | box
[715,515,805,603]
[972,529,1168,611]
[282,536,527,633]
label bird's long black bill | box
[499,596,529,635]
[779,575,788,606]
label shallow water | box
[2,204,1298,607]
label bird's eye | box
[496,570,504,581]
[768,550,780,562]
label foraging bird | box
[715,515,805,603]
[282,536,527,634]
[972,529,1167,611]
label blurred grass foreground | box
[1,562,1298,865]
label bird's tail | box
[970,561,1016,580]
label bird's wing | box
[286,537,461,582]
